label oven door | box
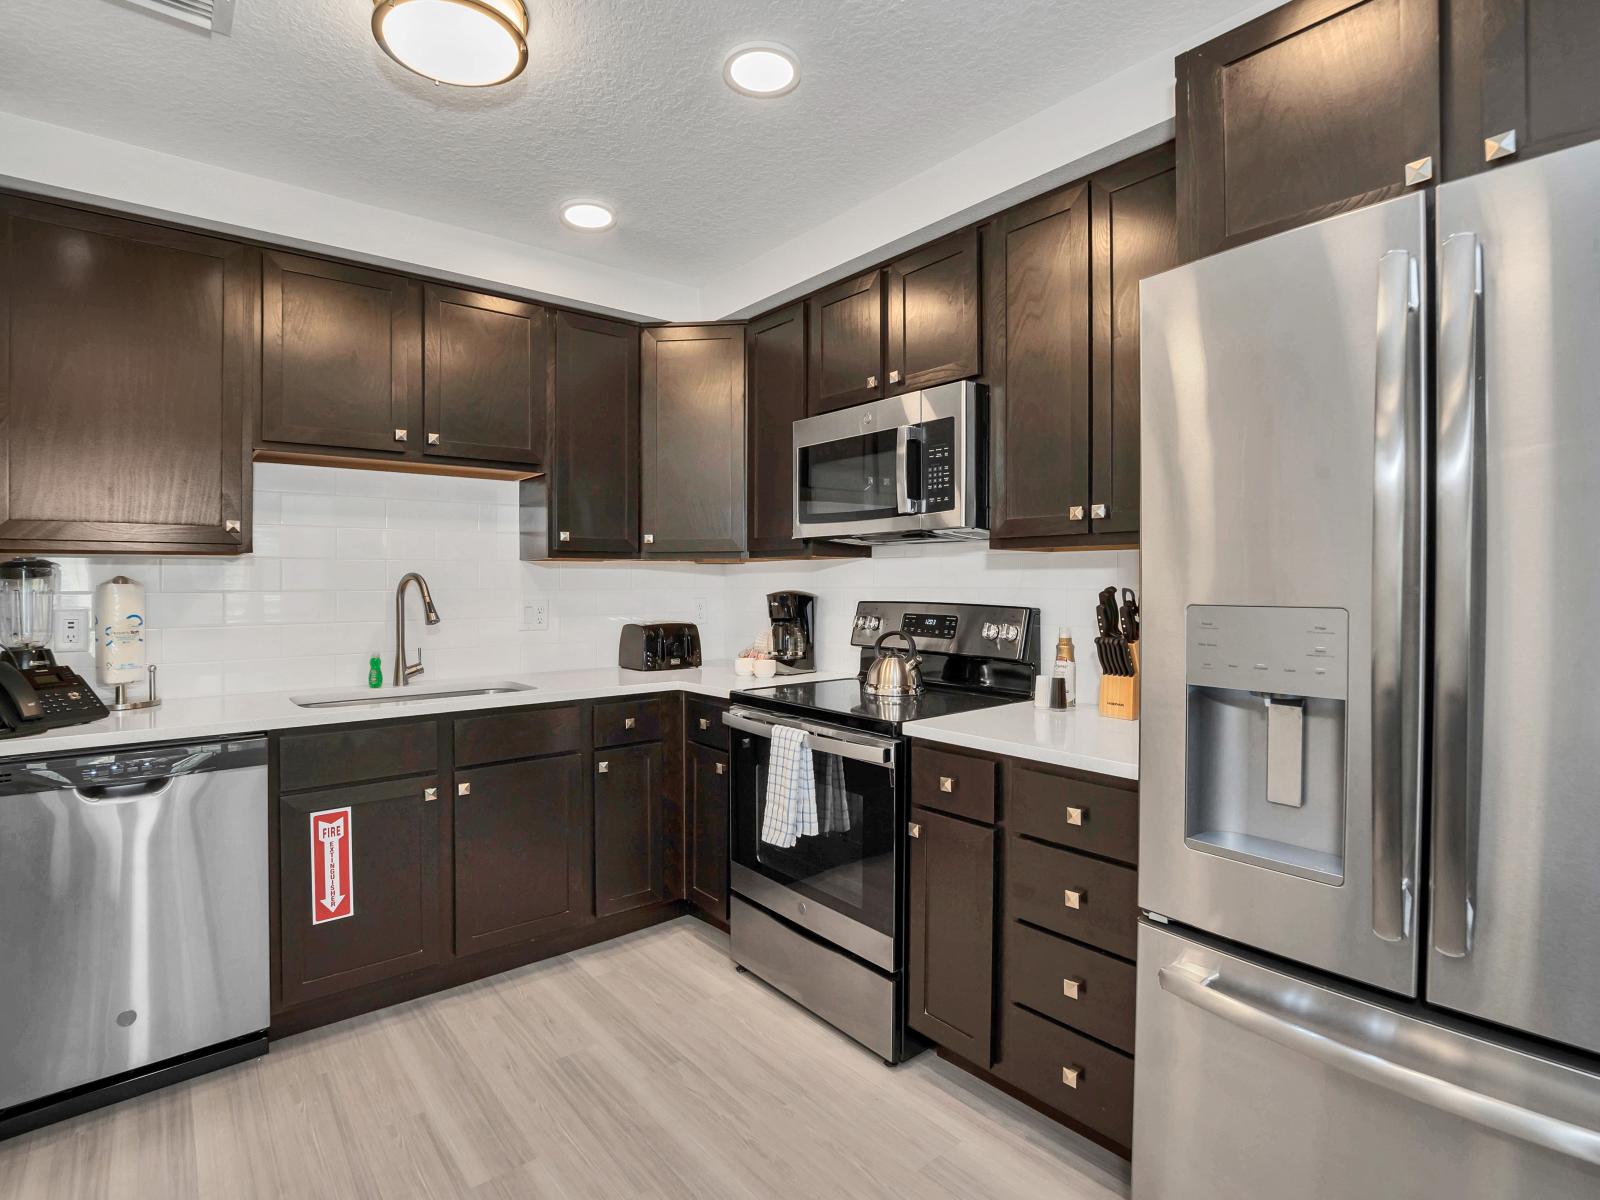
[792,393,924,540]
[724,708,901,970]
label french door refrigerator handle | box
[1158,962,1600,1167]
[1433,232,1487,960]
[1370,248,1425,944]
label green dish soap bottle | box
[368,655,383,689]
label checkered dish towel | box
[761,724,818,849]
[818,752,851,835]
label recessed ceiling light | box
[561,202,615,232]
[371,0,529,88]
[723,44,800,98]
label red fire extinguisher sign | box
[310,806,354,925]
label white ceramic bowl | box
[734,656,756,676]
[751,658,778,678]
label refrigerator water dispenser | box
[1183,606,1348,884]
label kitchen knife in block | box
[1098,640,1139,720]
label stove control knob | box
[981,622,1000,640]
[867,615,882,632]
[1000,624,1021,642]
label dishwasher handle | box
[75,778,177,802]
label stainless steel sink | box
[290,682,534,710]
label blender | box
[0,558,61,670]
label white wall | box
[44,464,1132,701]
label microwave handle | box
[895,425,926,516]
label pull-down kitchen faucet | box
[394,572,440,686]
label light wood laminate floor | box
[0,918,1130,1200]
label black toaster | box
[618,622,703,671]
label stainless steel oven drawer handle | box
[722,710,894,766]
[1158,962,1600,1167]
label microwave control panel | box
[919,417,956,513]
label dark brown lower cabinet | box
[453,752,590,955]
[594,741,669,916]
[907,805,996,1066]
[277,774,445,1007]
[686,741,730,922]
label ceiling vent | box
[113,0,236,35]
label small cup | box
[1049,676,1069,710]
[1033,676,1052,708]
[751,658,778,678]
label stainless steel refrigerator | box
[1134,138,1600,1198]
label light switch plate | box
[693,597,709,625]
[523,601,548,632]
[56,608,89,652]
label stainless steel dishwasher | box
[0,737,270,1137]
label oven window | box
[732,736,896,937]
[796,430,900,525]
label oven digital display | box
[902,612,958,640]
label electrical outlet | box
[523,601,549,631]
[692,597,709,625]
[56,608,90,652]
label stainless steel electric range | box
[724,600,1040,1063]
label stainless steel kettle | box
[864,629,924,696]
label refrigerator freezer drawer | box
[1133,922,1600,1200]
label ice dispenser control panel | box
[1185,605,1348,700]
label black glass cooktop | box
[732,676,1021,734]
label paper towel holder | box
[107,664,161,712]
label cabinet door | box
[686,741,730,923]
[746,304,808,555]
[640,324,746,557]
[907,806,996,1066]
[0,197,254,554]
[987,183,1092,543]
[594,742,667,916]
[807,269,884,413]
[1088,147,1178,540]
[453,753,590,956]
[1176,0,1439,261]
[1445,0,1600,177]
[423,285,549,465]
[261,250,421,453]
[886,229,981,394]
[278,775,444,1006]
[547,310,639,555]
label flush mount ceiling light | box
[561,201,615,232]
[371,0,529,88]
[723,44,800,98]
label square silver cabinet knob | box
[1062,976,1083,1000]
[1090,504,1108,520]
[394,428,408,442]
[1066,806,1085,826]
[427,432,441,445]
[1062,1065,1083,1089]
[1485,130,1518,162]
[423,787,438,802]
[866,375,878,388]
[698,717,711,730]
[939,775,955,793]
[643,533,655,545]
[1069,505,1085,521]
[559,530,571,542]
[224,519,242,533]
[1404,156,1434,186]
[907,822,922,839]
[624,716,637,729]
[888,369,902,384]
[457,782,471,796]
[597,761,610,774]
[714,762,725,776]
[1063,888,1084,910]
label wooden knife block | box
[1098,641,1140,721]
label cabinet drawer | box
[685,696,730,752]
[912,745,997,824]
[999,1003,1134,1148]
[454,705,581,767]
[1006,835,1137,959]
[1008,763,1137,865]
[1005,920,1135,1053]
[277,720,438,793]
[594,697,666,747]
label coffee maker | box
[766,591,816,674]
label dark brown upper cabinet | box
[807,269,885,413]
[0,196,255,555]
[261,250,421,454]
[907,804,997,1067]
[640,323,746,558]
[594,741,668,917]
[1088,146,1179,539]
[746,303,807,556]
[986,182,1093,543]
[1176,0,1440,261]
[885,229,981,394]
[1444,0,1600,177]
[523,310,639,558]
[422,285,549,467]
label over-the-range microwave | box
[792,381,987,544]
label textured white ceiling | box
[2,0,1249,295]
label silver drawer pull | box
[938,775,955,793]
[643,533,655,545]
[1066,806,1085,826]
[1064,888,1084,910]
[423,786,437,802]
[457,782,471,796]
[867,374,878,388]
[624,716,637,730]
[559,530,571,542]
[1063,976,1084,1000]
[1090,503,1107,519]
[714,762,725,776]
[1069,505,1085,521]
[394,428,408,442]
[908,822,922,839]
[224,518,242,533]
[1062,1064,1083,1089]
[698,717,712,730]
[427,432,441,445]
[597,761,610,774]
[888,369,901,384]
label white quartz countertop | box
[0,664,849,761]
[904,702,1139,780]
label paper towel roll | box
[94,576,147,686]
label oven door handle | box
[722,710,895,766]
